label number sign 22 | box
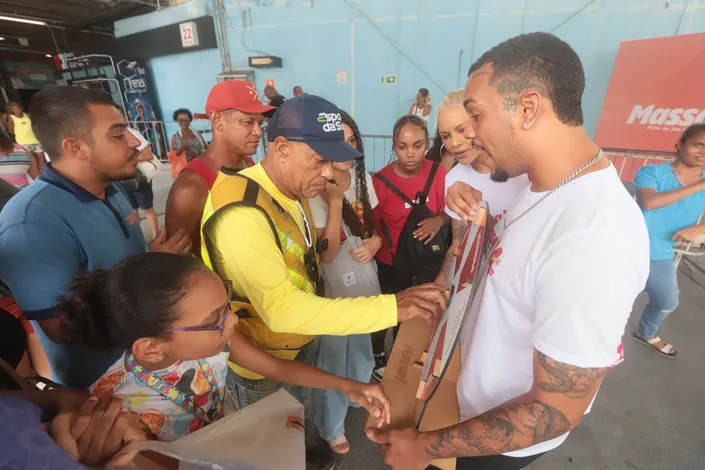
[179,22,199,48]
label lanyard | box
[126,354,225,424]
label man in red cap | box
[165,80,275,257]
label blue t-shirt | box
[0,164,145,389]
[634,162,705,260]
[0,397,88,470]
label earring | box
[522,123,529,129]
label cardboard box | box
[367,317,460,470]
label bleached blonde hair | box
[437,88,466,112]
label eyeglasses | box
[164,281,233,337]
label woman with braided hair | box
[308,109,383,455]
[370,114,449,379]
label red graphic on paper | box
[456,225,486,293]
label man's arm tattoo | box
[424,400,570,459]
[537,352,607,399]
[438,222,468,283]
[453,222,468,241]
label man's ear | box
[61,138,89,160]
[273,137,291,161]
[210,111,223,132]
[516,89,541,130]
[132,337,169,365]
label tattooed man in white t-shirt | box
[367,32,649,470]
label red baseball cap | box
[204,80,276,116]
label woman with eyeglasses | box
[56,252,390,443]
[171,108,207,162]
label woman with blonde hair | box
[433,88,529,286]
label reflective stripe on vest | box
[200,171,318,357]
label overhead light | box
[0,37,4,41]
[0,15,46,26]
[45,54,52,57]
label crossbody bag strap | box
[420,162,440,202]
[374,173,415,206]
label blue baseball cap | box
[267,95,362,162]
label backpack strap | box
[374,173,415,206]
[421,162,440,201]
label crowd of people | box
[0,30,703,470]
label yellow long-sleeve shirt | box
[207,164,397,378]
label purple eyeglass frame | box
[163,281,232,337]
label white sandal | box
[327,436,350,455]
[633,333,677,358]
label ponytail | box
[56,252,204,351]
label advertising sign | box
[594,33,705,153]
[116,59,166,158]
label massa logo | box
[627,105,705,127]
[317,112,343,132]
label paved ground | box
[145,168,705,470]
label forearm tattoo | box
[425,401,570,459]
[425,352,607,459]
[439,223,468,281]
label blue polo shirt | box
[0,164,145,389]
[634,162,705,261]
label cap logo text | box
[317,112,343,133]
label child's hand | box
[345,383,391,429]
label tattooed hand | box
[367,427,430,470]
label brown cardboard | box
[366,318,460,470]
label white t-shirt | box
[309,169,378,229]
[456,163,649,457]
[444,163,529,221]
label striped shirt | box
[0,144,32,188]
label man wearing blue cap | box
[200,95,446,467]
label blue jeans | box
[314,334,374,441]
[638,258,679,338]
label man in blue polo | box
[0,86,191,389]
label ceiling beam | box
[68,2,141,29]
[0,0,79,15]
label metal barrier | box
[602,148,674,182]
[361,134,393,172]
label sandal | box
[327,436,350,455]
[632,332,677,358]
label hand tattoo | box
[537,353,607,399]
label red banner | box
[594,33,705,154]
